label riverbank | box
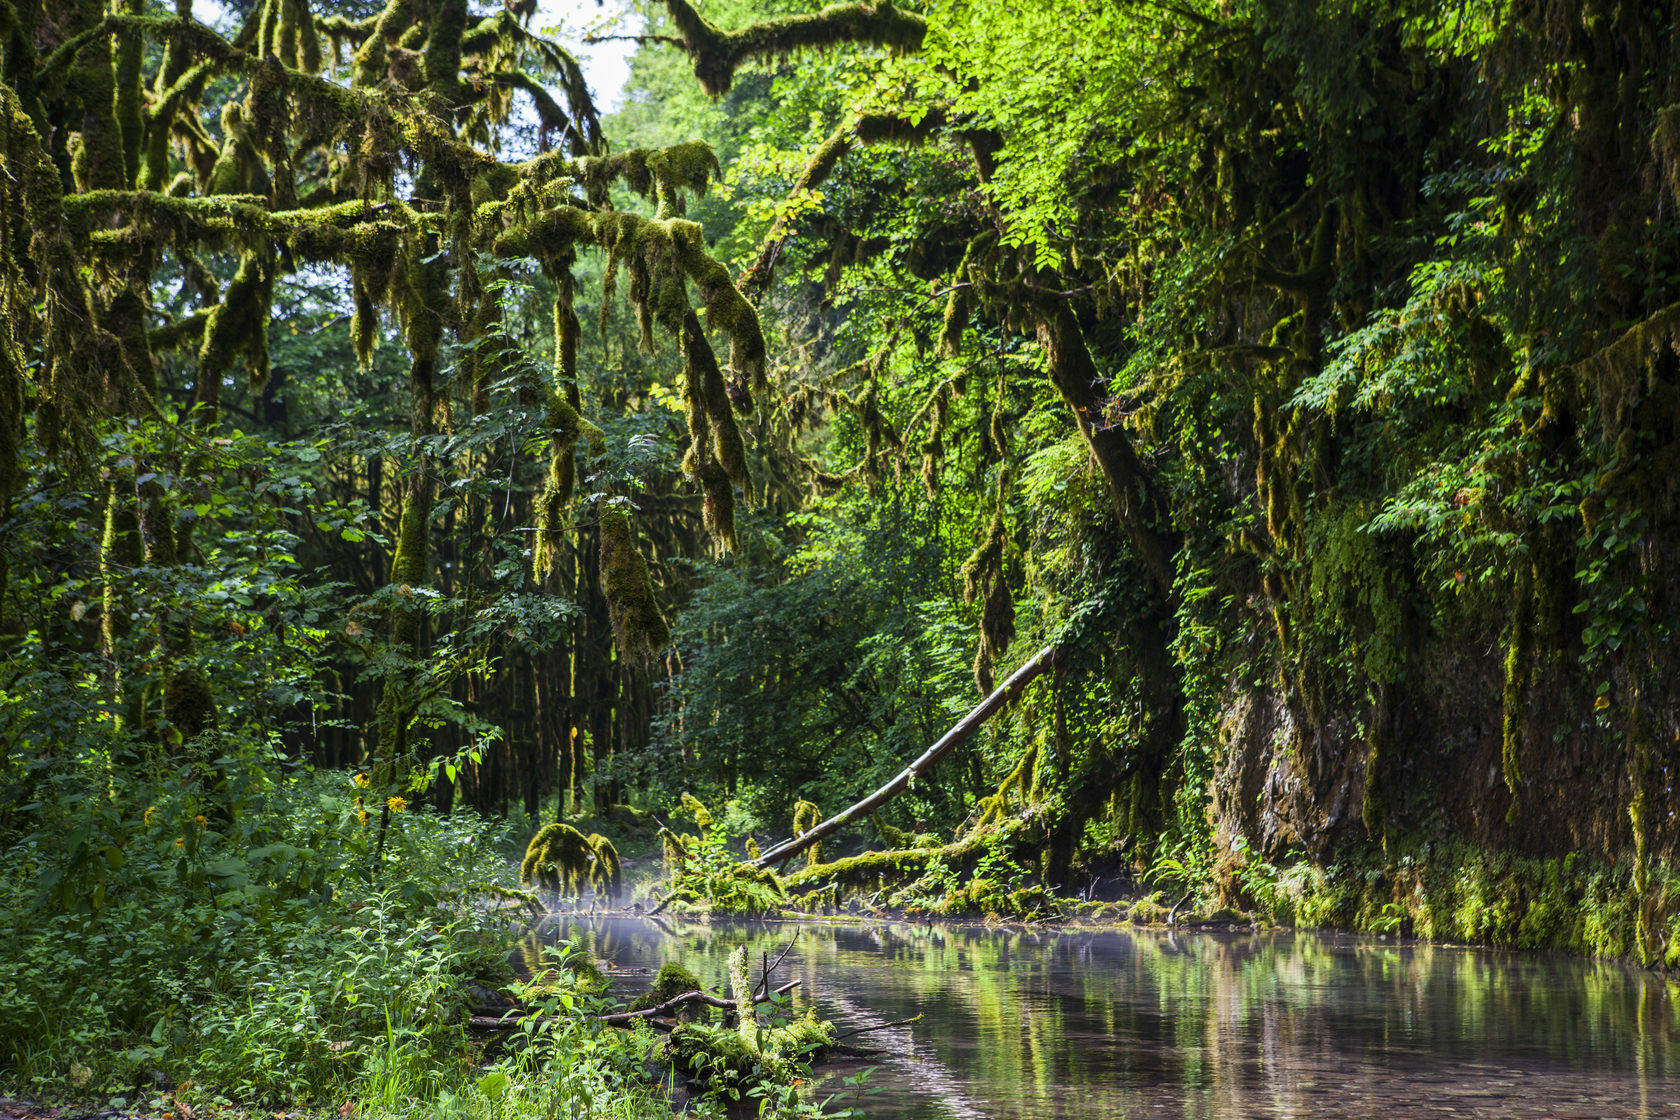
[745,834,1680,972]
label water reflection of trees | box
[523,918,1680,1119]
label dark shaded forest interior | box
[3,0,1680,1113]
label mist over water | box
[532,916,1680,1119]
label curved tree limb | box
[740,109,949,302]
[658,0,926,96]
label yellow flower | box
[143,806,156,825]
[357,810,369,826]
[386,796,408,813]
[175,836,185,848]
[353,772,371,789]
[1595,695,1611,711]
[193,814,207,828]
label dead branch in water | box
[467,980,801,1031]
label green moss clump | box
[726,944,755,1049]
[680,791,713,830]
[666,1010,835,1090]
[520,822,594,895]
[873,814,937,850]
[689,862,785,916]
[628,961,706,1013]
[668,1022,761,1086]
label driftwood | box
[467,980,800,1031]
[753,646,1058,869]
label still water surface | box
[530,916,1680,1118]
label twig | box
[830,1013,923,1043]
[754,937,798,1000]
[582,32,687,47]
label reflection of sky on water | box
[534,916,1680,1119]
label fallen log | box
[753,645,1058,869]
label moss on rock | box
[628,961,707,1013]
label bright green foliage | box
[622,0,1680,964]
[0,761,519,1104]
[661,818,786,915]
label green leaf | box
[478,1070,509,1102]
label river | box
[523,916,1680,1118]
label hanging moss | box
[520,822,595,895]
[792,799,822,868]
[961,503,1014,693]
[194,247,274,422]
[920,383,949,498]
[661,828,691,878]
[680,791,713,831]
[1361,685,1388,846]
[678,309,750,549]
[938,235,992,356]
[586,833,622,901]
[597,502,671,654]
[668,219,767,398]
[1501,564,1533,825]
